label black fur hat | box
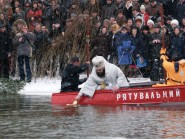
[141,25,149,31]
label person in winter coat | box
[167,27,185,60]
[132,7,142,23]
[140,5,149,26]
[123,0,133,20]
[42,1,52,31]
[70,56,129,106]
[150,23,162,60]
[181,17,185,37]
[150,23,163,81]
[146,0,160,22]
[115,9,127,26]
[153,48,185,86]
[50,8,64,38]
[114,0,125,10]
[13,25,35,82]
[147,19,154,34]
[34,23,51,52]
[66,1,81,19]
[130,26,145,77]
[26,1,42,32]
[170,19,179,33]
[91,26,112,59]
[116,26,135,76]
[60,56,89,92]
[12,7,25,22]
[140,25,153,77]
[0,13,11,33]
[176,0,185,24]
[0,24,12,79]
[101,0,116,21]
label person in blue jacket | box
[116,26,135,76]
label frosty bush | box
[0,78,25,94]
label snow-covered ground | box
[19,76,151,96]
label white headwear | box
[171,19,179,26]
[140,5,145,10]
[92,56,105,69]
[147,19,154,25]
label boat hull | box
[51,85,185,106]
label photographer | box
[13,25,36,82]
[150,23,163,81]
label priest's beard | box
[96,68,105,78]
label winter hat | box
[166,15,172,21]
[135,16,143,23]
[140,5,145,10]
[157,17,162,22]
[92,56,105,70]
[121,25,128,31]
[171,19,179,26]
[153,23,161,28]
[147,19,154,25]
[141,25,149,31]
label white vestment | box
[79,59,129,97]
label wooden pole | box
[159,4,167,82]
[85,16,90,77]
[160,4,165,48]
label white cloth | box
[79,57,129,97]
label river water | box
[0,94,185,139]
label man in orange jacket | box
[153,48,185,86]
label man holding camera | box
[150,23,164,81]
[13,25,36,82]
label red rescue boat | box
[51,83,185,106]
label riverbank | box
[19,77,151,96]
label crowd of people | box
[0,0,185,83]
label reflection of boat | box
[51,85,185,106]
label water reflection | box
[52,105,80,117]
[0,93,24,112]
[0,95,185,139]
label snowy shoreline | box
[19,77,151,96]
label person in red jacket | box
[26,1,42,31]
[140,5,149,26]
